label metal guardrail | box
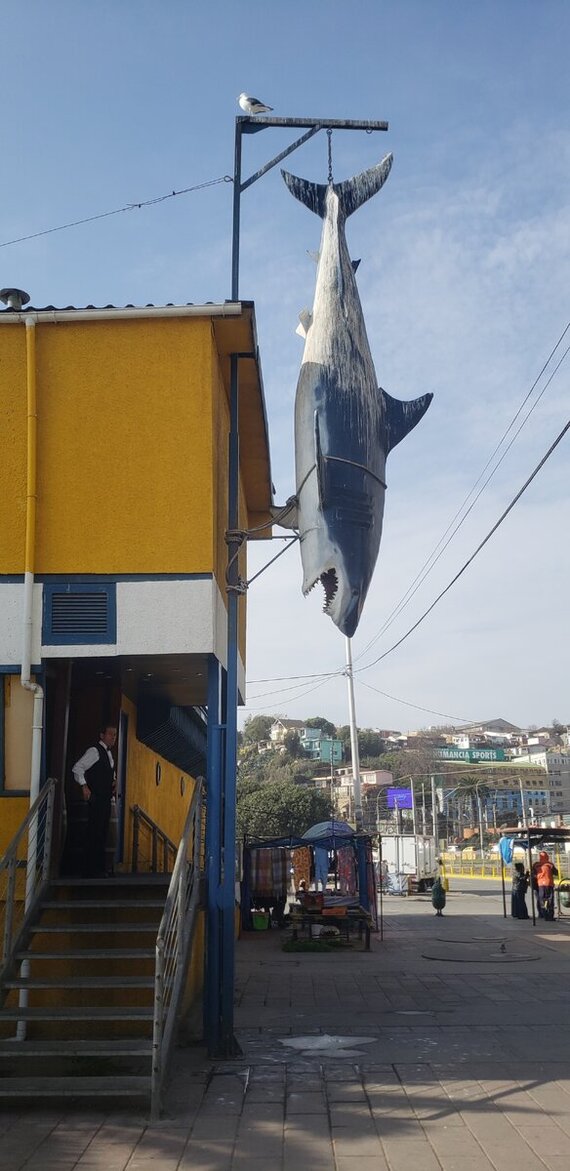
[0,778,59,982]
[440,853,570,880]
[131,804,178,873]
[150,781,204,1120]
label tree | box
[237,780,332,839]
[242,715,275,744]
[283,730,304,758]
[305,716,336,737]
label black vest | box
[85,743,114,796]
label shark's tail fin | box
[282,154,393,219]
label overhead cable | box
[355,320,570,662]
[355,414,570,673]
[0,175,233,249]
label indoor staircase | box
[0,873,169,1104]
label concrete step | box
[0,1075,150,1098]
[16,948,155,960]
[2,976,154,990]
[0,1038,152,1056]
[0,1006,153,1021]
[42,899,165,910]
[52,876,169,887]
[30,923,159,934]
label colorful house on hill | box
[0,297,272,1098]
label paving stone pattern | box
[2,883,570,1169]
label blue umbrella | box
[303,819,354,840]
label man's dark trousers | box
[83,745,114,877]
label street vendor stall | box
[241,819,381,943]
[499,826,570,926]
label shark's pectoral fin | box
[314,410,326,508]
[381,389,433,455]
[296,308,313,338]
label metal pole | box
[219,352,241,1056]
[519,777,527,828]
[431,776,437,842]
[500,841,507,918]
[344,637,363,831]
[204,659,222,1053]
[477,788,484,859]
[528,829,536,926]
[231,124,243,300]
[410,778,416,835]
[421,782,426,835]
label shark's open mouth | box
[305,567,338,615]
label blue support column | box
[204,656,223,1051]
[217,352,241,1055]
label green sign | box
[434,747,505,763]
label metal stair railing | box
[131,804,178,873]
[0,777,60,984]
[149,780,204,1119]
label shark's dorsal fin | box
[282,155,393,221]
[381,389,433,455]
[352,258,361,273]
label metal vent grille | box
[42,582,116,645]
[51,591,109,634]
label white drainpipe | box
[17,316,44,1040]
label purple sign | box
[387,787,413,810]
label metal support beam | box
[238,116,389,133]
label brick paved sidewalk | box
[2,883,570,1169]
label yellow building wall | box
[2,675,35,791]
[0,319,215,575]
[120,696,198,865]
[0,797,29,855]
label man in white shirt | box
[72,724,117,877]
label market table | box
[288,907,371,950]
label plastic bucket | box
[252,912,269,930]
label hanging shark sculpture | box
[280,153,432,638]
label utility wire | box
[355,321,570,663]
[355,414,570,673]
[357,679,474,724]
[243,674,336,712]
[0,175,233,249]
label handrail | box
[150,779,204,1119]
[0,778,60,983]
[131,804,177,873]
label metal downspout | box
[17,316,44,1040]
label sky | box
[1,1,568,733]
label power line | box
[242,674,336,712]
[0,175,233,249]
[355,414,570,673]
[355,321,570,663]
[357,679,474,724]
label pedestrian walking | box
[511,861,529,919]
[532,851,558,921]
[432,876,446,916]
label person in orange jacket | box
[532,851,558,921]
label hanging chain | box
[327,129,333,184]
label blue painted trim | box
[0,573,212,583]
[0,665,42,674]
[42,582,117,645]
[204,656,223,1052]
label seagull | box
[238,92,273,115]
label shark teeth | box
[304,568,338,614]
